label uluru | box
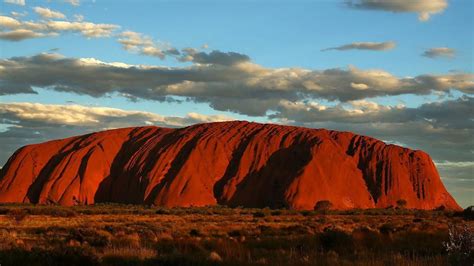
[0,121,460,210]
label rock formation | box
[0,121,461,210]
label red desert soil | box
[0,121,461,210]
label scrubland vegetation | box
[0,204,472,266]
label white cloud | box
[33,7,66,19]
[0,102,233,127]
[117,31,185,59]
[346,0,448,22]
[271,96,473,130]
[118,31,165,58]
[4,0,25,6]
[118,31,154,51]
[322,41,396,51]
[64,0,80,6]
[0,15,119,40]
[435,161,474,168]
[350,82,369,90]
[10,11,28,18]
[0,53,472,116]
[47,20,118,38]
[73,14,84,22]
[422,47,456,59]
[0,29,56,41]
[0,16,22,28]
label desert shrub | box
[396,199,407,208]
[0,207,10,214]
[155,208,170,215]
[393,231,447,256]
[319,229,354,254]
[270,210,282,216]
[284,225,310,235]
[7,208,28,223]
[0,246,98,266]
[300,210,315,216]
[379,223,397,235]
[228,230,242,237]
[351,227,383,251]
[444,224,474,265]
[461,206,474,220]
[153,253,216,266]
[314,200,333,211]
[202,239,246,261]
[167,239,207,255]
[68,228,111,247]
[343,209,363,215]
[258,225,281,236]
[351,217,361,223]
[414,210,430,219]
[27,206,77,217]
[246,236,315,251]
[111,233,141,249]
[101,256,158,266]
[100,245,157,265]
[253,211,267,218]
[189,229,201,237]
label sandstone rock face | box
[0,122,461,210]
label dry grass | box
[0,204,471,265]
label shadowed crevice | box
[212,125,267,204]
[144,131,204,205]
[226,138,315,209]
[94,127,157,204]
[25,136,88,204]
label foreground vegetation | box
[0,204,472,266]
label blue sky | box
[0,0,473,207]
[2,0,472,73]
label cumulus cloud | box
[117,31,176,59]
[0,102,233,165]
[73,14,84,22]
[322,41,396,51]
[34,7,66,19]
[47,20,118,38]
[10,11,28,18]
[0,102,232,128]
[179,49,251,65]
[117,31,237,63]
[0,15,119,41]
[271,96,473,129]
[346,0,448,21]
[422,47,456,59]
[0,29,56,41]
[4,0,25,6]
[0,16,22,29]
[0,53,472,116]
